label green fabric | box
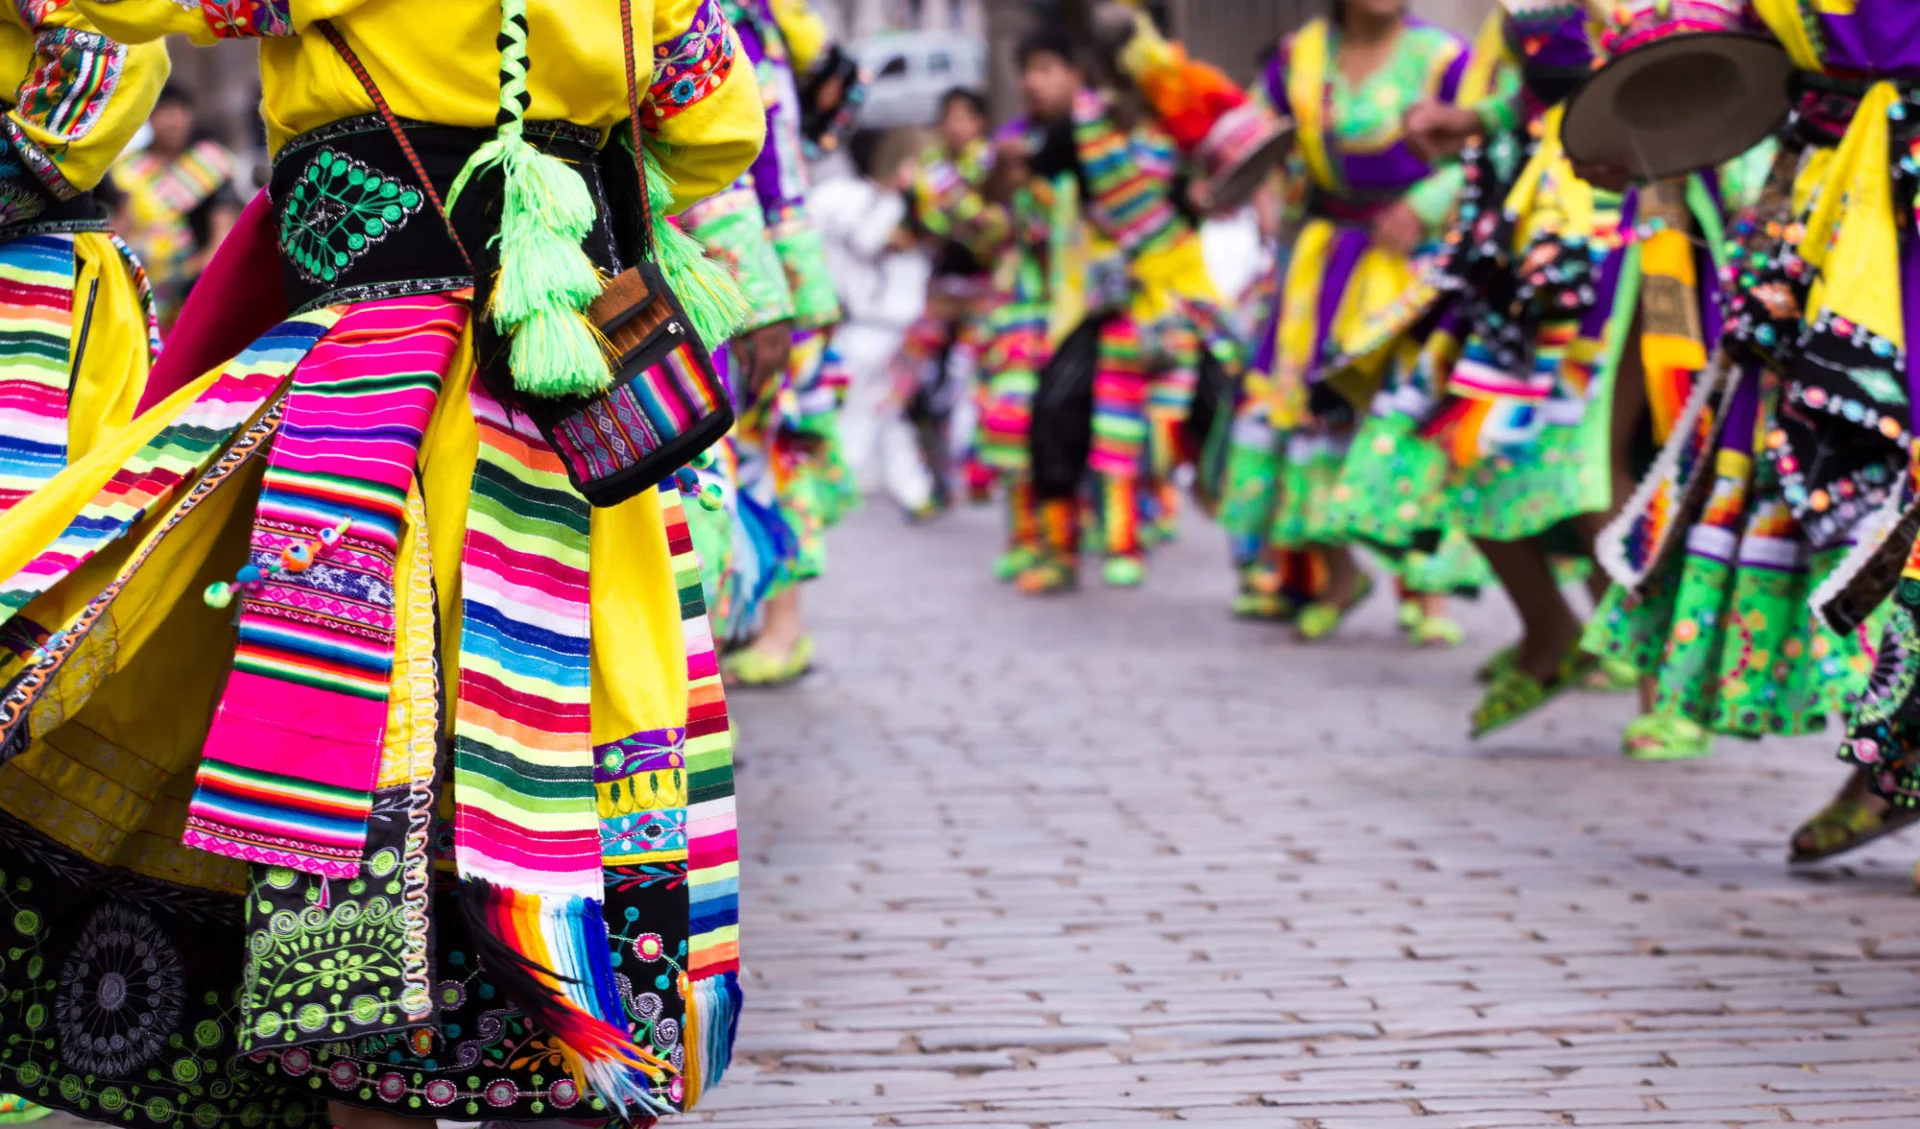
[683,188,798,333]
[1330,413,1449,548]
[772,216,843,330]
[1405,163,1466,236]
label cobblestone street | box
[695,504,1920,1128]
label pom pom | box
[643,151,751,350]
[698,482,726,511]
[204,582,234,609]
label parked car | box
[852,31,988,130]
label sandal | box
[1475,644,1516,684]
[1411,615,1464,648]
[1297,573,1375,642]
[1232,590,1298,622]
[1621,712,1712,761]
[1016,558,1078,596]
[1103,556,1146,588]
[1581,653,1640,693]
[992,546,1037,582]
[723,634,815,688]
[1470,651,1594,738]
[1788,797,1920,864]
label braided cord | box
[495,0,532,138]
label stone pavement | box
[695,504,1920,1129]
[37,505,1920,1129]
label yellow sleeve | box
[767,0,828,77]
[5,0,168,197]
[65,0,211,43]
[646,0,765,212]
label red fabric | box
[137,188,287,414]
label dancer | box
[992,25,1234,594]
[0,10,169,1127]
[7,0,761,1125]
[1228,0,1477,644]
[1572,1,1915,853]
[700,0,857,686]
[897,87,999,516]
[114,83,240,333]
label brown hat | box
[1561,0,1792,180]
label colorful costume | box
[0,0,761,1123]
[981,90,1230,591]
[115,137,239,329]
[1595,1,1914,763]
[681,0,849,648]
[1224,15,1478,619]
[898,136,1001,510]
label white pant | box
[834,320,935,511]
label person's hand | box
[1403,101,1482,162]
[742,320,793,401]
[1370,200,1424,257]
[1570,156,1635,194]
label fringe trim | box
[459,879,676,1114]
[681,970,743,1110]
[643,150,749,350]
[1594,351,1733,591]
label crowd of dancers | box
[839,0,1920,885]
[0,0,1914,1127]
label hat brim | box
[1562,32,1792,181]
[1203,123,1294,216]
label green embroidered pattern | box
[279,148,423,286]
[240,845,426,1051]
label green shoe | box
[1470,651,1593,738]
[1582,653,1640,693]
[1411,615,1464,648]
[1297,574,1375,642]
[1396,599,1423,633]
[1233,590,1298,622]
[1016,558,1078,596]
[1621,712,1712,761]
[1789,797,1920,864]
[993,546,1037,582]
[723,635,815,688]
[1474,644,1517,684]
[1103,556,1146,588]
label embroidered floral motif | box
[278,148,423,286]
[643,0,737,130]
[199,0,293,38]
[15,28,124,145]
[55,905,187,1075]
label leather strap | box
[318,18,474,271]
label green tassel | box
[643,150,750,350]
[509,306,611,400]
[445,0,612,400]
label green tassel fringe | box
[450,135,612,400]
[643,150,750,351]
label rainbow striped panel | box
[0,234,76,515]
[0,314,333,622]
[550,338,726,485]
[190,295,463,879]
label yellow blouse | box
[0,2,168,197]
[73,0,763,211]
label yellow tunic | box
[0,5,165,472]
[5,0,764,889]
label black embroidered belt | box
[270,114,629,316]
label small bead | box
[698,483,726,512]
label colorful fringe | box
[0,235,76,514]
[190,297,461,878]
[1072,90,1178,256]
[453,377,662,1111]
[663,487,743,1106]
[0,315,332,620]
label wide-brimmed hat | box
[1197,102,1292,214]
[1561,0,1791,180]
